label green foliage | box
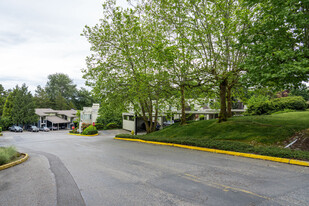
[2,84,37,126]
[72,88,96,110]
[94,123,104,130]
[0,146,18,166]
[0,84,7,117]
[82,125,98,135]
[116,111,309,160]
[247,96,307,115]
[242,0,309,89]
[96,104,123,128]
[247,95,270,108]
[199,115,205,120]
[69,128,79,134]
[33,85,52,108]
[45,73,77,105]
[290,84,309,101]
[106,122,119,129]
[0,127,2,132]
[81,123,91,131]
[0,117,12,130]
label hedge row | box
[246,96,307,115]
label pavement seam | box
[114,137,309,167]
[0,153,29,171]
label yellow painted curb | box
[68,133,99,137]
[114,137,309,167]
[0,153,29,171]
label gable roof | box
[35,108,77,118]
[46,116,70,124]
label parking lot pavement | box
[0,130,309,206]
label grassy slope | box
[116,111,309,160]
[146,111,309,145]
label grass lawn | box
[0,146,19,166]
[116,111,309,161]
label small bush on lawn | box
[0,146,18,165]
[199,115,205,120]
[106,122,119,129]
[95,123,104,130]
[246,96,307,115]
[82,125,98,135]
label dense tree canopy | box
[242,0,309,89]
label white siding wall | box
[123,120,135,131]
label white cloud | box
[0,0,128,93]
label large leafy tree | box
[242,0,309,89]
[83,0,170,133]
[152,0,252,122]
[45,73,77,108]
[72,87,96,110]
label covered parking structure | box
[46,116,70,130]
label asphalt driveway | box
[0,130,308,206]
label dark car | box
[141,121,161,131]
[39,126,50,132]
[9,126,23,132]
[28,126,39,132]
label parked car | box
[48,126,58,130]
[39,126,50,132]
[163,120,174,127]
[27,126,39,132]
[9,126,23,132]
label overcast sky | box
[0,0,128,93]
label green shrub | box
[247,96,307,115]
[0,146,18,165]
[82,125,98,135]
[81,123,91,130]
[0,117,12,131]
[106,122,119,129]
[199,115,205,120]
[95,123,104,130]
[0,127,2,133]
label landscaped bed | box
[0,146,20,166]
[116,111,309,161]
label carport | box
[46,116,70,130]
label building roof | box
[35,108,56,116]
[46,116,70,124]
[55,110,77,117]
[35,108,76,118]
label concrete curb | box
[114,137,309,167]
[0,153,29,171]
[68,133,99,137]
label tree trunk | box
[219,79,228,123]
[140,101,151,134]
[227,86,232,118]
[180,84,186,125]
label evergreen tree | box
[11,84,37,126]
